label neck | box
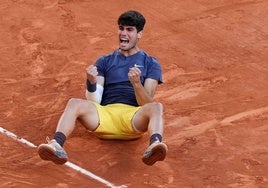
[119,46,140,57]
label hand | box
[128,67,141,85]
[86,65,98,84]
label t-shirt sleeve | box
[147,57,163,84]
[95,56,106,77]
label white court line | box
[0,126,127,188]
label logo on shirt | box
[134,64,144,68]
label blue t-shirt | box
[95,49,162,106]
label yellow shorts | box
[92,103,144,140]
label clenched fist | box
[86,65,98,84]
[128,67,141,85]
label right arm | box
[85,65,104,104]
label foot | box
[37,138,68,165]
[142,141,168,166]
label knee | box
[147,102,163,115]
[65,98,86,111]
[65,98,96,119]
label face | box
[118,25,142,54]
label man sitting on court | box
[37,10,168,166]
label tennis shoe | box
[37,138,68,165]
[142,141,168,166]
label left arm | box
[128,67,158,106]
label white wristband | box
[85,84,104,104]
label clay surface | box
[0,0,268,187]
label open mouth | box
[120,39,129,44]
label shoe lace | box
[46,136,51,143]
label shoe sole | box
[38,145,67,165]
[142,143,167,166]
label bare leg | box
[38,98,99,164]
[132,102,164,136]
[56,98,100,137]
[132,102,168,166]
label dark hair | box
[118,10,146,32]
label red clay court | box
[0,0,268,187]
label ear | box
[137,31,142,39]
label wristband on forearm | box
[85,83,104,104]
[86,79,96,92]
